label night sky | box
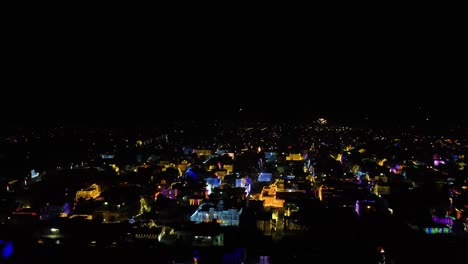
[2,22,466,126]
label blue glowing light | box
[184,167,198,180]
[0,240,14,259]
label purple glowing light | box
[432,216,453,226]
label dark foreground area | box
[1,209,467,264]
[2,236,467,264]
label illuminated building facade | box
[190,201,241,226]
[374,183,391,196]
[286,153,303,161]
[75,183,101,201]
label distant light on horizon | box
[318,118,327,125]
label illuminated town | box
[1,117,467,263]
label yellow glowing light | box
[335,154,343,162]
[458,161,466,170]
[110,164,120,173]
[377,159,387,166]
[272,211,278,220]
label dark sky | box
[2,21,466,126]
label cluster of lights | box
[424,227,452,234]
